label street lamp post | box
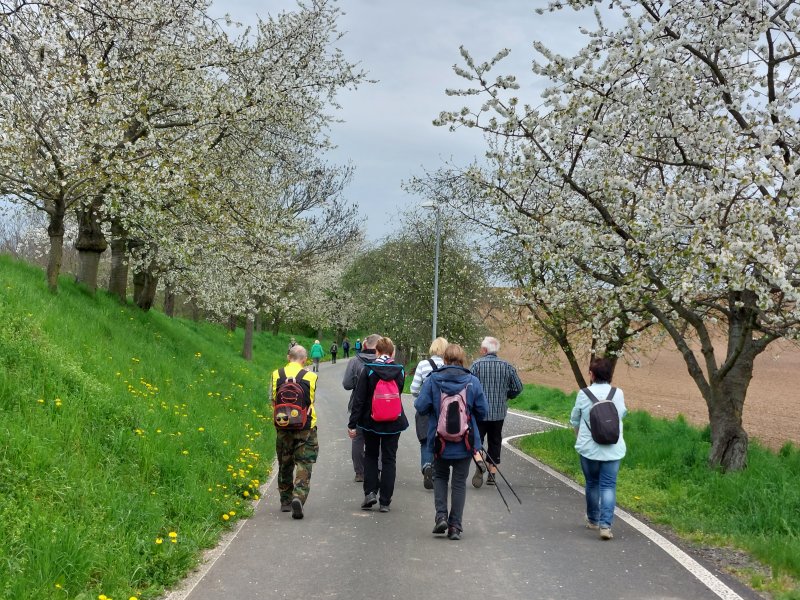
[422,200,442,342]
[432,206,441,342]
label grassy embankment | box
[509,385,800,599]
[0,255,323,600]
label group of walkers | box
[269,333,628,542]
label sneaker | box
[432,518,448,534]
[600,528,613,540]
[354,473,364,483]
[471,467,484,488]
[379,504,390,513]
[290,497,304,520]
[585,520,600,530]
[280,503,291,513]
[423,464,434,490]
[447,526,461,541]
[486,473,496,486]
[361,492,377,510]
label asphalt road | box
[168,358,757,600]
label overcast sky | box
[210,1,595,241]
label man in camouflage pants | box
[270,345,319,519]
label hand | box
[347,428,357,439]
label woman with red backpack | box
[347,337,409,513]
[414,343,488,540]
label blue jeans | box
[580,455,621,529]
[420,439,434,472]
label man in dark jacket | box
[342,333,381,481]
[348,337,408,512]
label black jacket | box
[348,360,409,434]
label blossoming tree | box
[437,0,800,470]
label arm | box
[414,377,434,416]
[506,365,523,400]
[409,361,426,397]
[342,360,359,390]
[569,391,585,434]
[348,369,371,430]
[471,379,489,422]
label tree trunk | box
[271,316,281,336]
[706,360,753,471]
[74,199,108,293]
[191,298,200,322]
[242,315,254,361]
[228,315,238,332]
[133,266,159,311]
[164,285,175,318]
[108,219,129,302]
[254,312,262,332]
[46,209,65,293]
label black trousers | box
[477,419,504,464]
[363,430,400,506]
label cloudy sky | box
[210,1,596,240]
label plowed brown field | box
[497,323,798,451]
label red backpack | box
[371,378,402,422]
[273,368,311,429]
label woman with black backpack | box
[414,343,488,541]
[569,357,628,541]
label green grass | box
[511,389,800,599]
[0,255,319,600]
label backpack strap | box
[427,358,438,372]
[581,387,600,404]
[278,367,286,382]
[605,387,617,401]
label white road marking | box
[503,423,745,600]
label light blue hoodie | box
[570,383,627,461]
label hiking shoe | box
[432,518,448,534]
[423,464,434,490]
[486,473,496,485]
[361,492,377,510]
[290,497,304,520]
[379,504,390,513]
[585,520,600,530]
[280,503,291,513]
[447,526,461,541]
[354,473,364,483]
[600,528,613,540]
[471,467,484,488]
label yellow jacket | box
[270,361,318,429]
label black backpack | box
[581,387,619,444]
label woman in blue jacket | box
[414,343,488,540]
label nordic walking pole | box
[472,453,511,513]
[480,450,522,505]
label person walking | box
[354,338,362,353]
[570,357,627,540]
[469,336,523,487]
[414,343,488,540]
[342,333,380,482]
[287,337,297,353]
[342,337,351,359]
[309,339,324,373]
[410,336,448,489]
[348,337,408,512]
[269,344,319,519]
[330,341,338,364]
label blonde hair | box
[375,336,395,356]
[429,336,449,357]
[443,343,466,367]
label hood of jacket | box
[365,361,404,381]
[430,365,473,394]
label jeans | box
[580,455,621,529]
[363,431,400,506]
[433,456,471,531]
[312,358,320,372]
[420,439,434,471]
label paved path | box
[169,358,757,600]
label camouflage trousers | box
[276,427,319,505]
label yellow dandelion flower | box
[222,514,230,521]
[243,491,249,497]
[155,538,163,544]
[168,531,177,538]
[228,511,236,516]
[198,427,205,432]
[37,399,45,404]
[182,450,189,455]
[55,583,62,589]
[99,595,108,600]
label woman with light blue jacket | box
[569,357,627,541]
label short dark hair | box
[589,357,613,383]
